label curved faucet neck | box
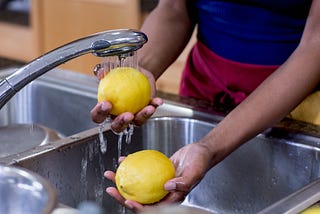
[0,29,147,109]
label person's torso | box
[191,0,312,65]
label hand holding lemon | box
[115,150,175,204]
[91,66,162,132]
[105,139,215,212]
[97,67,152,116]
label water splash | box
[80,147,89,200]
[80,141,106,206]
[117,132,123,161]
[98,117,135,154]
[119,205,127,214]
[98,128,107,154]
[111,123,135,161]
[98,116,112,154]
[124,123,134,145]
[94,148,106,206]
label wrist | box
[196,129,236,168]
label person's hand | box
[104,142,214,213]
[90,64,163,132]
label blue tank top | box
[192,0,312,65]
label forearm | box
[202,45,320,166]
[138,0,195,79]
[201,0,320,166]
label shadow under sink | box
[1,69,320,213]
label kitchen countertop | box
[0,57,24,79]
[0,57,23,68]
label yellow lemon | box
[301,205,320,214]
[97,67,151,116]
[115,150,175,204]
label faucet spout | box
[0,29,147,109]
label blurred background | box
[0,0,196,94]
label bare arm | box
[138,0,195,79]
[202,0,320,166]
[103,2,320,211]
[90,0,194,130]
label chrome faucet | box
[0,29,147,109]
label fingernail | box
[164,181,176,191]
[100,103,108,111]
[124,201,133,209]
[106,187,112,194]
[145,107,154,115]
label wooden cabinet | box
[0,0,141,75]
[0,21,35,61]
[32,0,141,75]
[0,0,193,95]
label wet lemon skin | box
[115,150,176,204]
[97,67,151,116]
[301,205,320,214]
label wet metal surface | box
[1,69,320,213]
[0,123,61,158]
[0,165,56,214]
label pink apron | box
[179,41,279,109]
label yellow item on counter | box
[290,91,320,125]
[115,150,175,204]
[97,67,151,116]
[300,205,320,214]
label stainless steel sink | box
[1,68,320,213]
[0,68,98,136]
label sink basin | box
[0,68,97,158]
[0,165,57,214]
[1,68,320,213]
[0,68,98,136]
[0,123,61,158]
[2,116,320,214]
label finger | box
[90,102,112,123]
[124,200,145,212]
[106,187,127,205]
[158,192,187,205]
[104,171,116,182]
[111,112,134,133]
[119,156,126,163]
[150,97,163,107]
[106,188,144,212]
[133,105,156,126]
[164,178,193,193]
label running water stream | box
[98,119,134,214]
[96,52,137,214]
[98,117,134,161]
[97,52,137,158]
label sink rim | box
[0,123,62,158]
